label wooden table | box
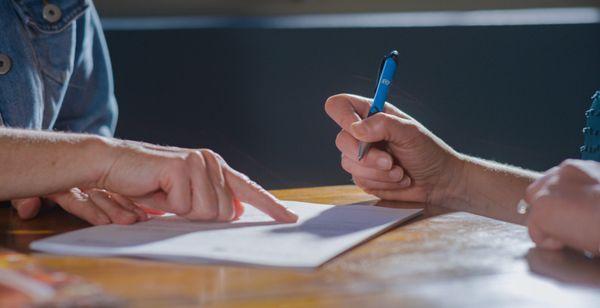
[2,185,600,307]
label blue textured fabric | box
[0,0,117,137]
[581,90,600,161]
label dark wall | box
[105,24,600,189]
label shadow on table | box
[271,200,426,238]
[526,247,600,288]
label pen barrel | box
[370,57,398,114]
[359,51,398,161]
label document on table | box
[30,201,422,269]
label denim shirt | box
[0,0,117,137]
[582,91,600,161]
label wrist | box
[438,155,540,221]
[81,135,122,190]
[428,151,469,207]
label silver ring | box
[517,199,530,215]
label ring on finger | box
[516,199,530,215]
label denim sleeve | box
[53,3,118,137]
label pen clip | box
[375,56,388,91]
[374,57,386,91]
[374,50,399,94]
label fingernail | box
[540,238,563,249]
[390,169,403,181]
[399,176,411,188]
[351,122,366,137]
[377,158,391,169]
[17,207,36,220]
[284,208,299,222]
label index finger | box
[224,167,298,223]
[325,94,371,132]
[324,94,410,132]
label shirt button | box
[43,3,62,23]
[0,54,12,75]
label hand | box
[325,93,464,204]
[11,188,148,225]
[93,141,298,223]
[525,159,600,253]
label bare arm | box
[447,156,540,225]
[0,128,109,200]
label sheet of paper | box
[30,201,422,269]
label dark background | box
[105,23,600,189]
[95,0,600,16]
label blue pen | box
[357,50,399,160]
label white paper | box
[30,201,422,269]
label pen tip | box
[357,146,365,161]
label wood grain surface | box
[2,185,600,307]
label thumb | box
[350,112,418,144]
[11,197,42,219]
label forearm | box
[0,128,112,200]
[445,155,541,225]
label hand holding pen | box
[325,51,464,203]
